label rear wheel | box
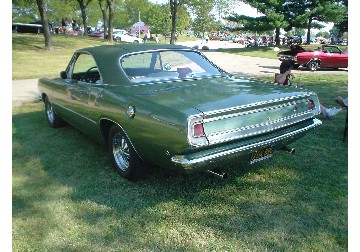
[108,125,146,180]
[44,96,65,128]
[307,60,319,71]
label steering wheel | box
[84,66,99,83]
[86,66,98,74]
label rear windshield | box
[120,50,223,83]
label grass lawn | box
[12,33,348,251]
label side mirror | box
[60,71,67,79]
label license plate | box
[250,144,275,164]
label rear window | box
[120,50,222,83]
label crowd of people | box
[58,17,81,35]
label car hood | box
[130,76,310,114]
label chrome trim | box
[206,112,314,145]
[54,102,97,125]
[203,94,313,117]
[187,114,208,147]
[172,118,322,167]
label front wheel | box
[307,61,319,71]
[45,97,65,128]
[108,125,146,180]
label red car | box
[295,45,348,71]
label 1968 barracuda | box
[38,44,322,180]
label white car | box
[113,31,143,43]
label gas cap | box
[126,105,136,119]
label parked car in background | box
[277,44,306,68]
[38,44,322,180]
[277,45,348,71]
[88,30,106,39]
[113,32,143,43]
[209,34,224,41]
[295,45,348,71]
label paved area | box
[12,40,347,102]
[12,78,39,102]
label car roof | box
[75,44,194,84]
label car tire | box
[307,61,319,71]
[44,96,66,128]
[108,125,146,180]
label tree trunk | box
[99,0,108,36]
[107,0,115,42]
[275,27,280,45]
[36,0,51,49]
[77,0,92,36]
[306,17,312,45]
[170,0,178,44]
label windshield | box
[120,50,223,84]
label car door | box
[321,46,348,68]
[56,52,104,132]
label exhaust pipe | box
[206,169,228,179]
[281,146,295,154]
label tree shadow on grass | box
[12,101,348,251]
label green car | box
[38,44,322,180]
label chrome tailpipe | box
[281,146,295,154]
[206,169,228,179]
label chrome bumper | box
[171,118,322,172]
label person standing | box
[61,18,67,34]
[143,32,148,43]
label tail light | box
[193,122,205,137]
[188,116,208,146]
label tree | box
[283,0,347,44]
[170,0,179,44]
[98,0,108,35]
[190,0,218,37]
[35,0,51,49]
[228,0,289,45]
[107,0,116,42]
[333,0,348,35]
[145,4,170,36]
[76,0,92,36]
[176,7,191,33]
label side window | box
[72,53,101,84]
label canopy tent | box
[131,21,149,36]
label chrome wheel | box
[44,97,65,128]
[112,133,130,172]
[108,125,146,180]
[307,61,319,71]
[46,101,55,124]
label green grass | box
[12,33,348,251]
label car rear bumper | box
[171,118,322,173]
